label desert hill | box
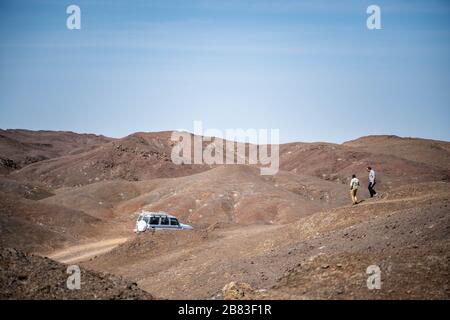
[41,166,349,228]
[6,131,449,191]
[279,141,449,187]
[0,194,103,253]
[0,177,106,253]
[344,135,450,170]
[0,129,112,174]
[10,131,212,188]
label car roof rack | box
[139,210,176,219]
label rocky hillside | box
[0,129,112,174]
[10,132,212,188]
[0,247,153,299]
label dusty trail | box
[47,237,128,264]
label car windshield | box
[170,218,179,226]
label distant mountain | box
[0,129,113,174]
[343,135,450,170]
[9,131,211,187]
[279,139,450,187]
[3,130,449,188]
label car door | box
[149,216,160,229]
[160,216,170,229]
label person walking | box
[350,174,360,205]
[367,166,377,197]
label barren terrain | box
[0,130,448,299]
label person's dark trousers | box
[368,181,377,197]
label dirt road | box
[47,237,128,264]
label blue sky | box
[0,0,449,143]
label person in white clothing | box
[350,174,359,205]
[367,166,377,197]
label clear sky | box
[0,0,449,143]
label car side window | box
[161,216,169,225]
[170,218,179,226]
[149,217,159,225]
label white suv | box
[134,211,193,233]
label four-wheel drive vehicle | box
[134,211,193,233]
